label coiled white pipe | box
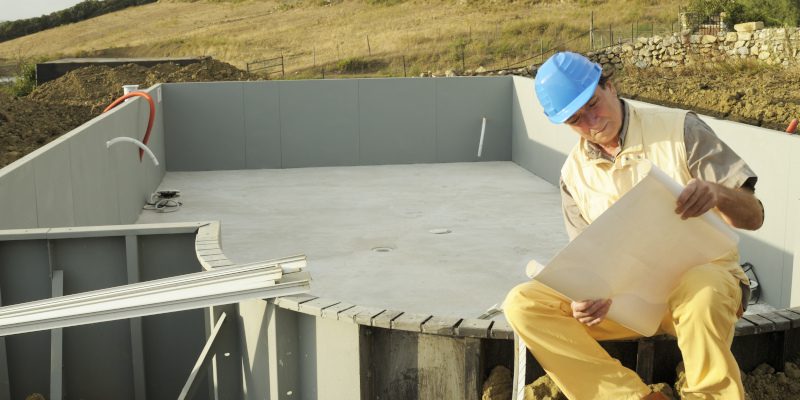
[477,117,487,157]
[106,137,159,166]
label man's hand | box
[675,178,719,220]
[674,178,764,230]
[571,299,612,326]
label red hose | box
[786,118,798,134]
[103,92,156,161]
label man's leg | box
[660,263,744,399]
[504,280,651,400]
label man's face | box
[564,83,623,148]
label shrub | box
[4,60,37,97]
[336,57,384,73]
[686,0,800,26]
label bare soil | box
[615,63,800,132]
[482,362,800,400]
[0,58,252,167]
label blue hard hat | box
[534,52,602,124]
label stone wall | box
[587,22,800,70]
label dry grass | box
[0,0,683,78]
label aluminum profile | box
[0,256,310,336]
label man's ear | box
[607,81,617,96]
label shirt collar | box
[582,100,629,161]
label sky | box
[0,0,86,22]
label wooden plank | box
[203,259,235,268]
[320,302,355,320]
[273,294,317,311]
[456,319,493,338]
[759,312,792,332]
[354,308,386,326]
[50,270,64,400]
[635,339,655,384]
[490,319,515,340]
[338,305,369,322]
[297,298,340,317]
[777,309,800,328]
[194,239,221,245]
[421,316,461,336]
[464,337,482,400]
[200,253,230,262]
[391,313,432,332]
[194,241,221,250]
[372,310,404,329]
[735,317,758,336]
[196,249,225,256]
[743,314,777,334]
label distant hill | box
[0,0,156,43]
[0,0,683,78]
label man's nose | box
[584,110,600,129]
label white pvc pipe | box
[477,117,487,157]
[106,137,159,166]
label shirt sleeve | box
[684,112,758,192]
[560,178,589,241]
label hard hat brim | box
[546,76,599,124]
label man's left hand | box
[675,178,720,220]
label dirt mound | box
[615,62,800,132]
[0,58,252,168]
[0,91,93,167]
[480,361,800,399]
[29,58,251,110]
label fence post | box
[461,44,466,72]
[366,35,371,56]
[540,38,544,63]
[590,11,594,50]
[631,22,634,41]
[403,55,407,77]
[313,46,316,67]
[609,26,613,45]
[281,53,285,79]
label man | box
[504,52,764,400]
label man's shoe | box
[642,392,670,400]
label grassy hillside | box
[0,0,683,78]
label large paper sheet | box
[529,161,739,336]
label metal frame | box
[0,258,310,336]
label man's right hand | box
[571,299,612,326]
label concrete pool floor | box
[135,161,568,318]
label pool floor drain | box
[371,247,393,253]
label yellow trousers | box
[504,263,744,400]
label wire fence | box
[246,11,698,79]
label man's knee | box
[503,282,533,326]
[504,281,565,326]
